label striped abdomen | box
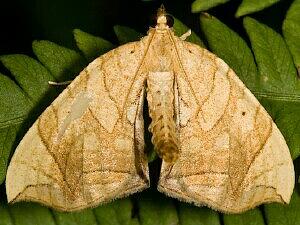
[146,71,179,163]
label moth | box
[6,7,294,213]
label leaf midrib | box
[0,117,26,129]
[253,91,300,102]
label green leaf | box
[200,12,300,160]
[243,17,300,95]
[93,198,139,225]
[147,148,157,163]
[0,55,55,104]
[199,13,258,90]
[236,0,281,17]
[0,201,13,225]
[0,55,58,185]
[178,204,220,225]
[53,209,98,225]
[9,203,56,225]
[264,188,300,225]
[173,17,205,47]
[191,0,230,13]
[0,122,23,184]
[283,0,300,75]
[113,25,143,44]
[0,74,31,124]
[223,208,265,225]
[243,17,300,159]
[73,29,114,61]
[32,40,86,81]
[138,192,178,225]
[0,200,141,225]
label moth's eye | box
[166,15,174,28]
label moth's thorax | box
[146,71,179,163]
[156,16,169,32]
[143,30,177,72]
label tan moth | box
[6,7,294,213]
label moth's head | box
[156,5,174,30]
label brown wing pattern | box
[158,38,294,213]
[6,40,150,211]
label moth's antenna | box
[157,4,166,17]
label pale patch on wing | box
[178,42,216,104]
[114,138,133,151]
[174,70,199,127]
[178,98,192,126]
[245,125,294,203]
[214,132,229,149]
[232,98,256,135]
[57,93,92,141]
[127,104,138,124]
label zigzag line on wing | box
[160,183,282,213]
[119,32,156,121]
[37,105,71,186]
[100,59,122,117]
[87,106,135,140]
[250,162,287,181]
[13,160,63,188]
[10,183,54,203]
[167,30,201,109]
[83,168,132,174]
[13,183,143,211]
[243,106,273,178]
[196,62,217,124]
[253,185,285,203]
[230,106,273,194]
[168,170,228,179]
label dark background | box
[0,0,294,57]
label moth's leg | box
[180,29,191,41]
[48,80,72,86]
